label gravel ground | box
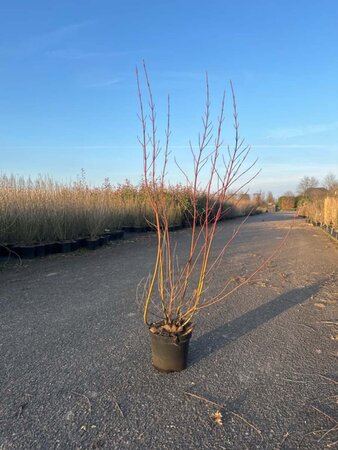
[0,213,337,450]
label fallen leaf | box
[314,303,325,309]
[211,410,223,426]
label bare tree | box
[253,191,264,205]
[297,176,319,195]
[266,191,275,204]
[323,172,338,192]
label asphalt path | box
[0,213,337,449]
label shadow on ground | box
[190,282,322,366]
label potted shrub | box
[136,64,289,372]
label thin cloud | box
[46,49,130,60]
[162,71,206,80]
[0,21,93,57]
[85,78,121,88]
[265,121,338,139]
[252,144,335,149]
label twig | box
[72,391,92,413]
[115,401,124,418]
[229,410,262,438]
[17,402,28,419]
[184,391,221,409]
[318,375,338,385]
[293,322,317,332]
[281,378,307,384]
[318,423,338,442]
[184,391,262,438]
[298,429,326,449]
[310,405,338,424]
[276,430,290,449]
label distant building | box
[303,187,329,199]
[267,203,276,213]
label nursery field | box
[0,213,337,449]
[0,174,256,248]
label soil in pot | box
[149,326,192,372]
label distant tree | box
[253,191,264,205]
[297,176,319,195]
[102,177,112,191]
[240,193,251,201]
[323,172,338,192]
[266,191,275,204]
[278,192,296,210]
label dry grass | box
[0,174,256,246]
[298,195,338,229]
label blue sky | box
[0,0,337,196]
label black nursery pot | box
[109,230,125,241]
[76,237,88,249]
[98,235,109,246]
[149,330,192,373]
[16,245,36,259]
[85,238,99,250]
[55,241,72,253]
[70,240,79,251]
[0,245,12,257]
[122,226,135,233]
[35,244,46,257]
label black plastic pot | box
[85,238,99,250]
[122,226,135,233]
[103,233,111,243]
[103,234,110,244]
[182,219,192,228]
[98,236,108,246]
[168,224,181,232]
[0,244,12,257]
[109,230,125,241]
[76,237,88,249]
[55,241,72,253]
[15,245,36,259]
[149,330,192,372]
[71,240,79,251]
[133,226,145,233]
[45,242,57,255]
[35,244,46,257]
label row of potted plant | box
[306,218,338,240]
[0,173,263,249]
[0,204,265,260]
[0,230,125,259]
